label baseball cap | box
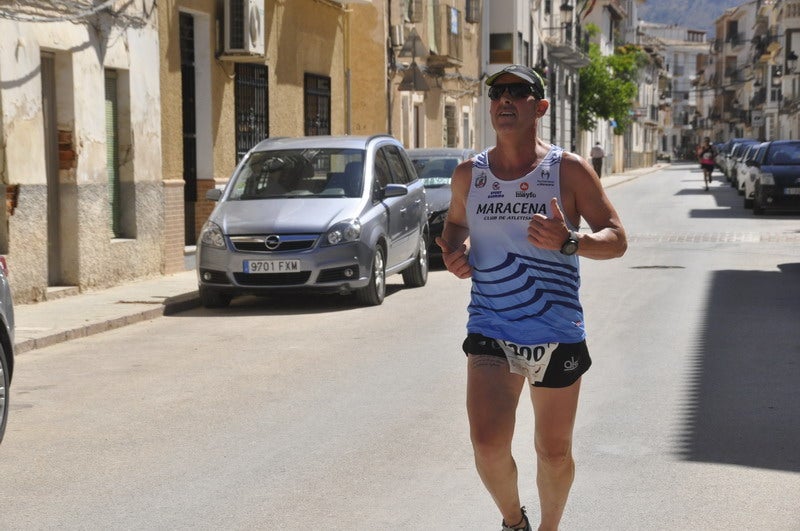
[485,65,546,99]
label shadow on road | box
[676,262,800,472]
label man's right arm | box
[436,161,473,279]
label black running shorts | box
[462,333,591,388]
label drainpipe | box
[345,7,352,134]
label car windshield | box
[766,143,800,165]
[411,156,460,188]
[228,148,366,199]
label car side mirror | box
[206,188,223,201]
[382,183,409,199]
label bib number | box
[499,340,559,384]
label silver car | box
[197,135,429,307]
[0,256,15,445]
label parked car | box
[197,135,429,307]
[718,137,755,180]
[407,147,476,259]
[743,140,800,214]
[734,143,761,195]
[728,140,759,189]
[741,142,770,208]
[0,256,15,445]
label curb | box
[13,306,165,355]
[164,291,202,316]
[13,291,201,355]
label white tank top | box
[465,146,586,344]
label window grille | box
[305,74,331,136]
[235,63,269,161]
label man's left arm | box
[567,154,627,260]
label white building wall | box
[0,9,163,302]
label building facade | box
[638,21,710,159]
[0,1,164,303]
[386,0,481,151]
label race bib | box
[498,340,559,384]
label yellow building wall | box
[268,1,341,136]
[348,3,390,135]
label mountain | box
[637,0,747,37]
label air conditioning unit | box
[223,0,265,58]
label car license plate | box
[784,187,800,195]
[243,260,301,273]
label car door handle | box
[399,207,407,214]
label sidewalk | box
[13,270,200,355]
[12,163,666,355]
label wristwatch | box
[560,230,579,256]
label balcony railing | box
[542,23,589,68]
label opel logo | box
[264,235,281,250]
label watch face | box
[561,240,579,256]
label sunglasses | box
[488,83,538,101]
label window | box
[465,0,480,23]
[382,145,414,185]
[726,21,738,42]
[444,104,457,147]
[234,63,269,161]
[406,0,423,23]
[522,39,530,67]
[490,33,513,64]
[104,69,135,239]
[105,70,121,237]
[462,110,470,150]
[373,149,391,191]
[305,74,331,136]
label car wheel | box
[0,343,9,445]
[743,196,753,209]
[356,245,386,306]
[402,232,428,288]
[199,286,232,308]
[753,185,765,215]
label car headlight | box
[325,219,361,245]
[760,173,775,186]
[199,221,226,249]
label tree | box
[578,40,647,135]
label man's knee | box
[471,427,513,461]
[534,437,573,467]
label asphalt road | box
[1,163,798,530]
